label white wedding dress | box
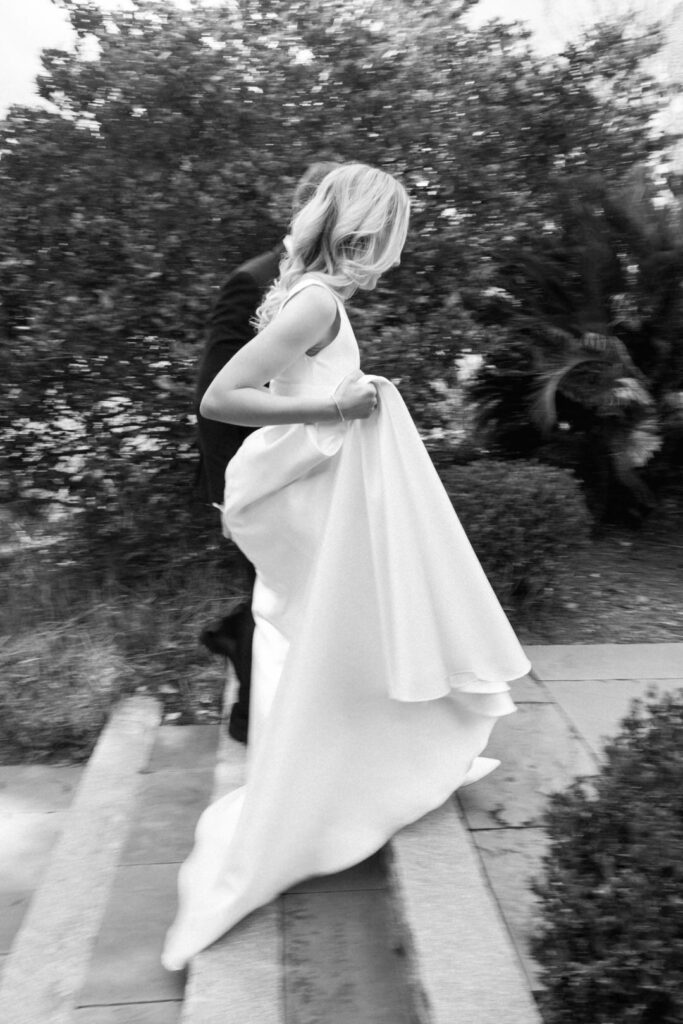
[161,277,531,971]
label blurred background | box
[1,0,682,759]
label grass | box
[0,627,125,760]
[0,540,247,763]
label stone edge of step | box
[179,671,284,1024]
[523,642,683,681]
[0,693,162,1024]
[386,797,544,1024]
[181,664,546,1024]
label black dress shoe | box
[201,608,252,746]
[227,710,249,744]
[199,613,242,659]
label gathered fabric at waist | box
[223,378,531,702]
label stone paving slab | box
[525,643,683,680]
[0,810,65,892]
[0,767,84,965]
[146,725,220,772]
[472,828,550,993]
[283,887,412,1024]
[0,892,29,955]
[74,1002,181,1023]
[509,673,554,703]
[77,863,185,1007]
[212,759,247,799]
[212,725,247,799]
[388,798,542,1024]
[178,707,267,1024]
[180,681,409,1024]
[0,696,161,1024]
[545,678,683,759]
[286,852,386,895]
[0,765,83,813]
[181,903,282,1024]
[458,703,596,829]
[120,768,215,866]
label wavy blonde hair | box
[255,163,410,329]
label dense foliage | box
[440,459,590,606]
[533,691,683,1024]
[466,169,683,522]
[0,0,679,562]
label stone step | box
[388,799,544,1024]
[73,721,220,1021]
[0,695,162,1024]
[0,762,85,984]
[383,669,602,1024]
[180,670,547,1024]
[180,722,415,1024]
[0,693,419,1024]
[182,856,413,1024]
[0,668,569,1024]
[524,642,683,681]
[457,673,598,998]
[0,699,224,1024]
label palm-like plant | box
[467,170,682,521]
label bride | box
[162,163,530,971]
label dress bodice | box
[269,276,360,398]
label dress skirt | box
[161,377,530,970]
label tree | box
[0,0,677,560]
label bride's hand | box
[333,372,379,420]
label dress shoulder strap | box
[279,275,343,312]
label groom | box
[196,160,340,743]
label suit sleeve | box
[206,272,263,353]
[197,271,264,402]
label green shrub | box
[0,628,126,760]
[532,691,683,1024]
[439,459,590,607]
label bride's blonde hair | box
[255,163,410,329]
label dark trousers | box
[196,410,256,736]
[227,553,256,734]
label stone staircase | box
[0,666,560,1024]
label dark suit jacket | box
[195,245,284,504]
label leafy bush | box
[439,459,590,606]
[532,691,683,1024]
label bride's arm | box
[200,287,375,427]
